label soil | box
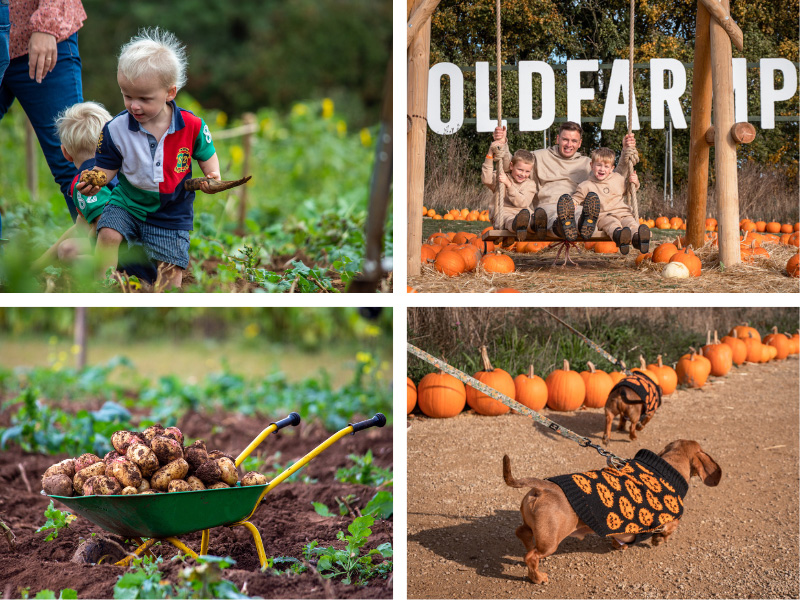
[407,356,799,599]
[0,410,393,599]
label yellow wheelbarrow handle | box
[235,412,301,468]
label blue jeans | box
[0,0,9,82]
[0,32,83,222]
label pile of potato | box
[41,425,268,497]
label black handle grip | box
[272,412,301,430]
[349,413,386,434]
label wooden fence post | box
[238,112,257,235]
[709,0,741,266]
[74,307,87,370]
[407,0,431,277]
[686,3,712,250]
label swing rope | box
[626,0,640,222]
[493,0,504,225]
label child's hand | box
[490,142,504,158]
[498,170,509,185]
[75,170,101,196]
[623,132,637,149]
[493,125,507,144]
[629,171,639,186]
[198,172,221,194]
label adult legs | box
[0,33,83,221]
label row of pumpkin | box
[406,325,799,418]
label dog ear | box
[691,451,722,486]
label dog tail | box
[503,454,540,488]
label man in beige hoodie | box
[493,122,638,242]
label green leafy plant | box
[262,555,307,576]
[303,516,392,585]
[36,501,77,541]
[312,490,393,519]
[19,589,78,599]
[335,450,392,487]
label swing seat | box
[481,229,613,243]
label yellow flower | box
[230,145,244,166]
[260,117,272,133]
[364,324,380,337]
[356,351,372,364]
[244,323,260,339]
[216,112,228,128]
[292,103,308,117]
[322,98,334,119]
[49,336,58,346]
[71,344,81,355]
[359,128,372,147]
[336,120,347,137]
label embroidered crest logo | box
[96,132,103,152]
[175,147,191,173]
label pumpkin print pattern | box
[597,482,614,507]
[646,489,663,511]
[625,478,643,503]
[619,496,635,520]
[664,495,680,514]
[547,449,688,539]
[572,474,592,494]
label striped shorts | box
[96,204,191,268]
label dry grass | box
[424,135,490,212]
[408,242,800,293]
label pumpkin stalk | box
[657,354,664,368]
[479,345,494,372]
[587,361,596,373]
[563,359,570,371]
[527,364,535,379]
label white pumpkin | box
[662,261,690,279]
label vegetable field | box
[0,98,392,293]
[0,309,393,598]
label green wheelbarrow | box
[47,412,387,567]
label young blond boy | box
[77,28,222,288]
[570,147,650,254]
[481,143,547,240]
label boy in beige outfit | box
[571,147,650,254]
[481,143,547,240]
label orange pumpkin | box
[789,232,800,247]
[420,244,438,263]
[646,355,678,396]
[407,286,418,293]
[466,346,513,416]
[495,288,521,293]
[763,327,790,360]
[730,323,761,343]
[514,365,548,411]
[669,246,702,276]
[655,216,671,229]
[787,331,800,355]
[417,369,466,418]
[652,243,679,263]
[481,252,516,273]
[632,356,659,385]
[453,231,477,245]
[781,223,794,234]
[407,377,417,413]
[434,250,466,277]
[609,367,627,385]
[428,232,448,246]
[580,362,614,408]
[470,237,494,253]
[787,253,799,278]
[546,359,585,411]
[669,217,683,229]
[705,218,718,231]
[720,330,748,365]
[765,222,782,234]
[742,337,763,363]
[454,244,482,272]
[701,331,732,377]
[593,241,619,254]
[636,252,652,265]
[676,349,710,388]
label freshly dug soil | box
[407,356,799,598]
[0,410,393,599]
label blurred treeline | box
[79,0,390,128]
[427,0,799,186]
[0,307,392,350]
[407,307,799,381]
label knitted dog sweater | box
[612,372,662,422]
[548,449,688,538]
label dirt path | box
[407,356,799,599]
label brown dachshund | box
[603,372,662,445]
[503,440,721,584]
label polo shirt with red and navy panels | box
[94,100,216,230]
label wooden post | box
[686,3,712,250]
[710,0,741,266]
[73,307,87,370]
[25,116,37,202]
[238,112,256,235]
[407,0,431,276]
[407,0,441,48]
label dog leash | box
[539,309,632,375]
[407,343,627,468]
